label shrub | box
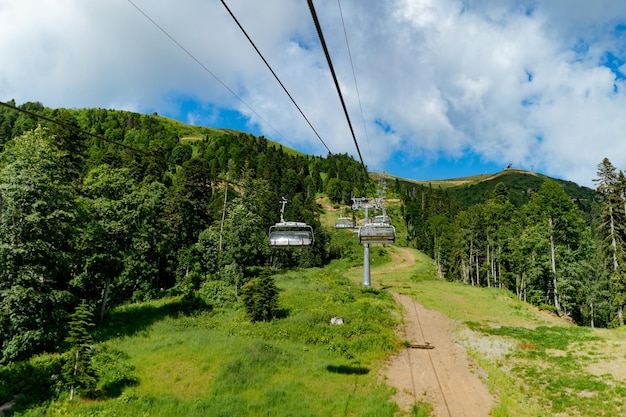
[240,275,279,322]
[90,346,138,398]
[538,304,558,315]
[197,280,237,309]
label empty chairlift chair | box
[268,197,314,247]
[335,217,355,229]
[335,209,355,229]
[358,223,396,244]
[372,214,391,225]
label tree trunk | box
[469,239,475,286]
[590,300,595,328]
[70,350,79,400]
[100,276,111,322]
[462,260,469,284]
[486,243,491,288]
[549,217,560,311]
[610,206,619,271]
[475,253,480,286]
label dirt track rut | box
[379,248,494,416]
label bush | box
[90,346,138,398]
[538,304,558,315]
[240,275,279,322]
[0,353,64,410]
[197,280,237,309]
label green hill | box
[1,101,624,417]
[387,168,597,211]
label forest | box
[0,100,624,369]
[0,101,370,366]
[399,162,624,329]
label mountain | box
[385,168,597,211]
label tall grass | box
[13,240,626,416]
[15,267,413,416]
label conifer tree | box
[63,301,96,400]
[240,274,279,322]
[594,158,626,325]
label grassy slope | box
[383,169,597,210]
[370,252,626,417]
[11,197,626,417]
[34,269,403,417]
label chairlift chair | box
[268,197,314,247]
[358,223,396,244]
[335,217,355,229]
[334,207,355,229]
[372,215,391,225]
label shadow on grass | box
[94,295,211,342]
[326,365,370,375]
[0,359,63,415]
[273,307,290,319]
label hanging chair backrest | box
[335,217,355,229]
[269,222,314,247]
[358,223,396,244]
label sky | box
[2,0,626,187]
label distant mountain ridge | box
[383,168,597,211]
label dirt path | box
[385,246,416,272]
[377,248,494,416]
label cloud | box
[2,0,626,186]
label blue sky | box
[3,0,626,186]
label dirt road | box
[379,248,495,416]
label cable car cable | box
[337,0,373,164]
[126,0,289,145]
[219,0,332,155]
[306,0,366,171]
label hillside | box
[447,169,597,209]
[387,168,597,210]
[1,102,625,416]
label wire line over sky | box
[306,0,366,170]
[126,0,288,144]
[219,0,332,155]
[337,0,373,165]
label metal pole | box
[363,205,371,287]
[363,243,370,287]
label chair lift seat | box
[372,215,391,225]
[269,222,314,247]
[335,217,355,229]
[359,223,396,244]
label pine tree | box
[594,158,626,325]
[63,301,96,400]
[240,275,279,322]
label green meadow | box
[5,221,626,416]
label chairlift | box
[268,197,314,247]
[372,215,391,225]
[358,223,396,244]
[334,208,355,229]
[335,217,355,229]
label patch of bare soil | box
[384,293,495,416]
[385,247,416,272]
[584,340,626,383]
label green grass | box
[8,224,626,416]
[372,255,626,417]
[15,267,419,417]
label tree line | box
[0,102,370,364]
[399,163,625,328]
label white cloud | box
[2,0,626,186]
